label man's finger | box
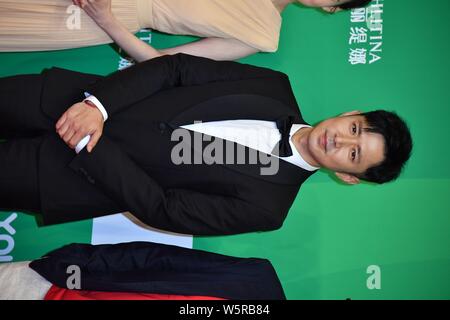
[56,113,67,130]
[63,129,76,146]
[57,122,71,137]
[69,131,86,149]
[87,130,102,153]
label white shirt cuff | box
[83,93,108,122]
[75,135,91,154]
[75,93,107,153]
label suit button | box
[159,122,167,133]
[79,167,95,184]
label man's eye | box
[352,124,357,134]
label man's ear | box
[321,6,342,13]
[339,110,362,117]
[335,172,360,185]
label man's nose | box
[334,135,358,147]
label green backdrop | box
[1,0,449,299]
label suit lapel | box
[170,94,302,125]
[214,144,315,185]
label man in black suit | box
[0,54,412,235]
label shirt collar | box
[284,124,320,172]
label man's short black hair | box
[357,110,413,184]
[339,0,372,10]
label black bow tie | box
[274,116,296,157]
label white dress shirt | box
[182,120,319,171]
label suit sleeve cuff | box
[83,93,109,122]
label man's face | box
[306,112,385,182]
[297,0,352,12]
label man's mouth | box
[320,131,327,152]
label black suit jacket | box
[37,54,316,235]
[29,241,286,300]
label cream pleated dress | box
[0,0,282,52]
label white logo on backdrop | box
[366,264,382,290]
[0,213,17,262]
[348,0,384,65]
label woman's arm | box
[77,0,259,61]
[160,37,259,61]
[97,14,163,62]
[76,0,162,61]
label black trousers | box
[0,74,53,212]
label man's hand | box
[56,101,104,152]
